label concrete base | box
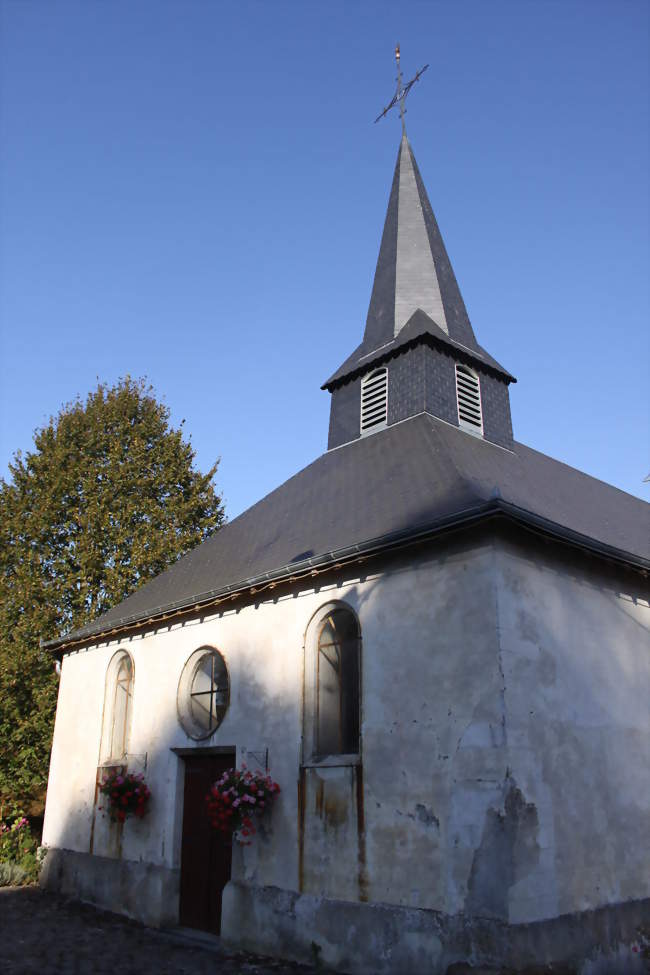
[40,850,649,973]
[40,848,179,929]
[221,882,650,975]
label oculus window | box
[304,603,361,761]
[178,647,230,740]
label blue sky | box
[1,0,648,518]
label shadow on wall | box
[40,521,650,935]
[40,573,381,927]
[488,524,650,920]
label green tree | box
[0,378,225,813]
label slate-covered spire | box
[324,136,513,390]
[324,134,515,453]
[365,134,478,351]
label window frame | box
[455,362,484,435]
[99,650,134,765]
[177,646,230,741]
[360,367,388,436]
[302,601,362,766]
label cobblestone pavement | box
[0,887,337,975]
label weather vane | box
[374,45,428,135]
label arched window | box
[455,363,483,434]
[360,368,388,434]
[304,603,361,760]
[100,651,134,763]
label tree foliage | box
[0,378,225,811]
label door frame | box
[172,746,237,758]
[173,746,237,932]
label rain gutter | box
[42,499,648,656]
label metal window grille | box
[455,364,483,433]
[360,368,388,434]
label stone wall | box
[41,528,650,970]
[43,536,504,917]
[494,536,650,923]
[222,882,649,974]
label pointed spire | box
[323,134,514,392]
[363,136,479,352]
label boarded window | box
[455,363,483,433]
[360,368,388,434]
[316,608,360,756]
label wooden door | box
[179,752,234,934]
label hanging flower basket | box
[98,770,151,824]
[206,766,280,845]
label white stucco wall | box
[43,538,504,907]
[494,539,650,923]
[42,531,650,930]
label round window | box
[177,647,230,740]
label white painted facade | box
[42,531,650,971]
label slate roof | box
[46,414,649,651]
[323,308,515,389]
[325,136,514,388]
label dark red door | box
[179,752,234,934]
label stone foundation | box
[40,850,650,973]
[40,848,179,929]
[221,882,649,974]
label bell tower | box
[323,134,516,451]
[323,47,516,452]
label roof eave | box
[42,499,648,657]
[322,331,516,391]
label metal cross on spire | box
[374,45,428,135]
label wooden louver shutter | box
[360,368,388,433]
[455,364,483,432]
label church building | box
[42,106,649,972]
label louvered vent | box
[360,368,388,434]
[455,364,483,433]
